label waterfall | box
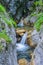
[20,32,27,44]
[18,18,24,27]
[16,32,29,51]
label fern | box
[0,32,11,43]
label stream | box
[0,1,43,65]
[16,32,34,61]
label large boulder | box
[30,16,38,23]
[31,25,43,65]
[0,5,18,65]
[18,58,30,65]
[31,30,41,46]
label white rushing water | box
[20,32,27,44]
[16,32,29,51]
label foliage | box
[0,4,14,51]
[34,13,43,31]
[0,4,6,12]
[34,0,43,6]
[0,44,3,52]
[0,4,17,27]
[0,32,11,43]
[33,0,43,31]
[10,18,17,27]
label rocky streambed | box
[16,27,35,62]
[16,25,43,65]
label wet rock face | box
[0,7,18,65]
[0,0,35,21]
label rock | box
[1,38,6,48]
[31,38,43,65]
[31,30,41,46]
[39,25,43,39]
[0,0,35,21]
[31,25,43,47]
[0,39,6,51]
[30,16,38,23]
[26,1,34,10]
[0,5,18,65]
[18,58,30,65]
[31,25,43,65]
[27,38,35,47]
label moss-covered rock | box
[0,32,11,43]
[0,4,18,65]
[34,13,43,31]
[0,4,17,27]
[0,5,12,50]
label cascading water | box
[16,32,29,51]
[20,32,27,44]
[16,32,34,61]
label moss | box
[34,14,43,31]
[3,17,12,27]
[0,5,13,51]
[10,18,17,27]
[0,42,6,52]
[0,32,11,43]
[0,4,17,51]
[0,13,12,27]
[31,12,43,17]
[1,14,17,28]
[0,4,17,27]
[34,0,43,6]
[31,12,43,31]
[0,44,3,52]
[0,4,6,13]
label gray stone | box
[31,25,43,65]
[30,16,38,23]
[0,11,18,65]
[31,30,41,45]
